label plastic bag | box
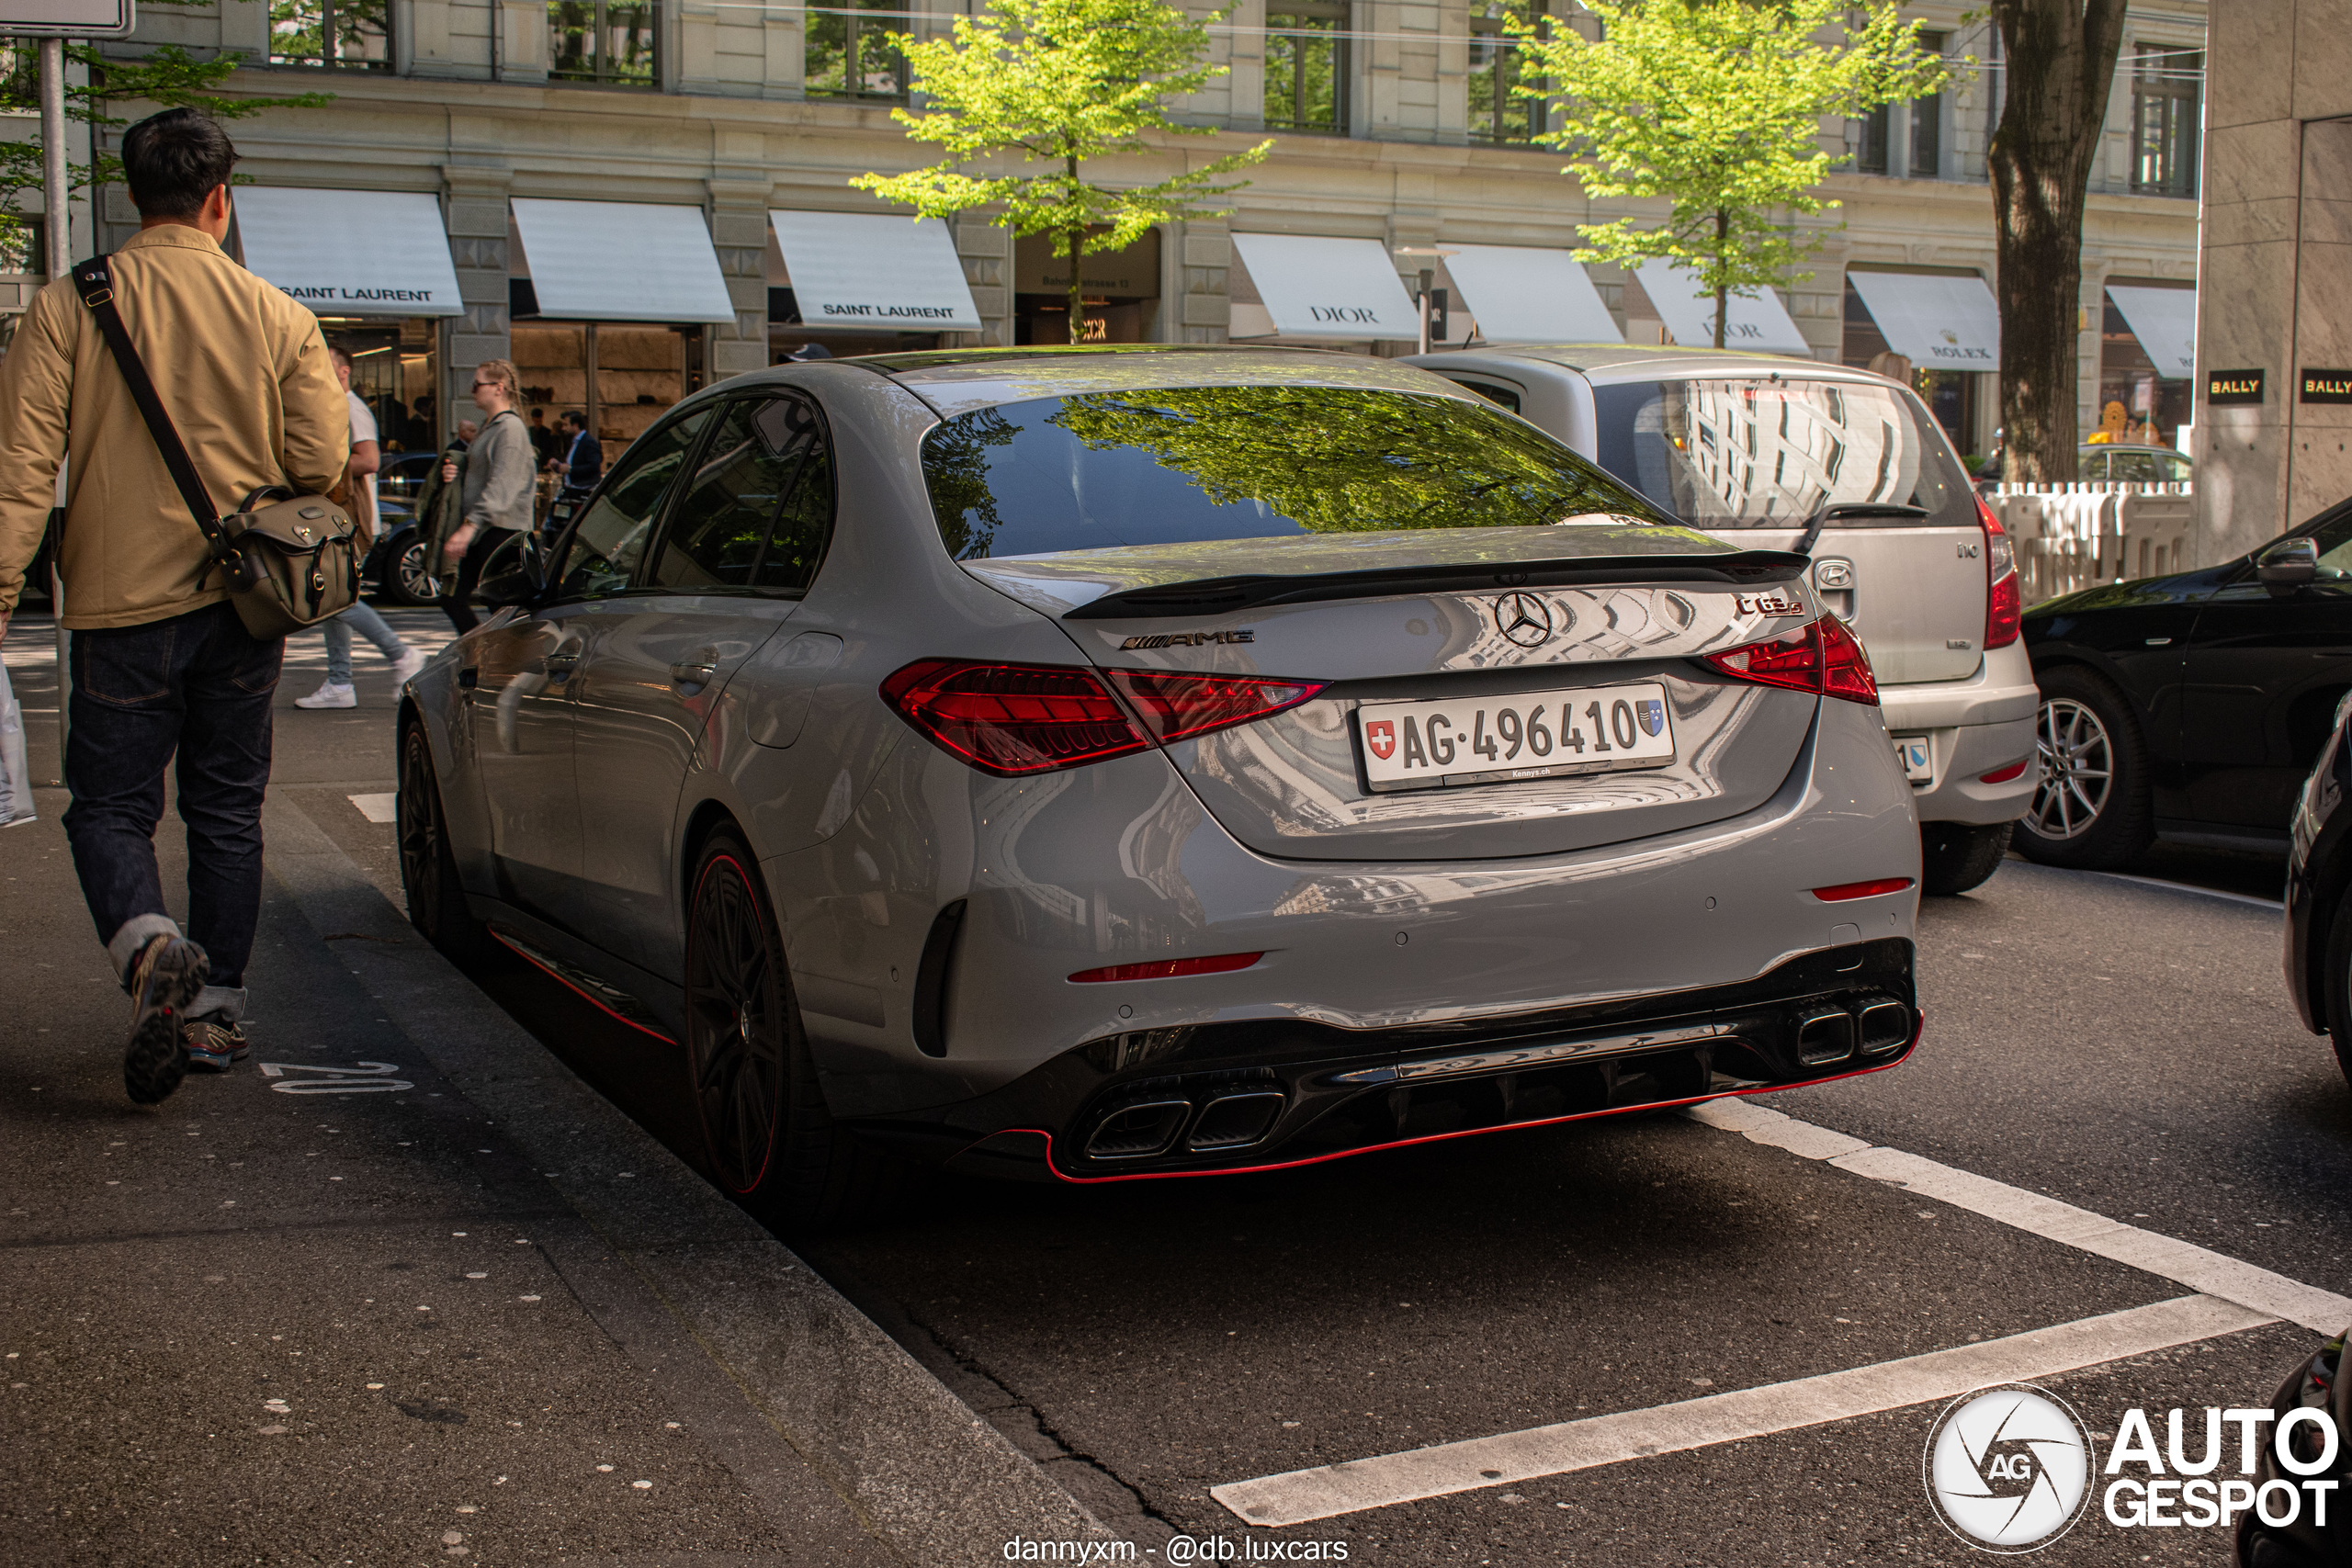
[0,657,34,827]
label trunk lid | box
[966,539,1822,863]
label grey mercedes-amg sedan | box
[394,346,1923,1220]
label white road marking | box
[257,1061,414,1095]
[1687,1098,2352,1334]
[2086,871,2283,910]
[347,792,397,824]
[1212,1294,2271,1527]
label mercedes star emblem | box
[1495,592,1555,648]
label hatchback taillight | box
[882,660,1325,775]
[1979,495,2021,649]
[1703,615,1879,705]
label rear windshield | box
[920,385,1668,559]
[1590,378,1974,530]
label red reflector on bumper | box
[1811,877,1915,902]
[1068,953,1264,984]
[1979,759,2030,784]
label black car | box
[2286,682,2352,1093]
[2016,497,2352,869]
[2232,1324,2346,1565]
[363,451,447,606]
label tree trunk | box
[1713,210,1729,350]
[1067,153,1087,346]
[1987,0,2128,484]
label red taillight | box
[1703,615,1879,705]
[1979,759,2030,784]
[1811,877,1914,901]
[1978,495,2021,649]
[881,660,1151,776]
[1103,670,1327,742]
[1069,952,1263,983]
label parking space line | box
[1689,1098,2352,1334]
[346,792,397,824]
[2086,871,2284,910]
[1211,1293,2271,1527]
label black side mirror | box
[475,531,546,608]
[2258,536,2320,596]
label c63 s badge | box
[1120,630,1256,650]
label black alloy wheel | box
[397,723,494,964]
[684,834,790,1200]
[382,534,442,606]
[682,828,916,1227]
[2012,666,2153,870]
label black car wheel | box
[2012,667,2153,869]
[2321,884,2352,1095]
[397,723,495,965]
[683,828,911,1227]
[379,533,442,607]
[1920,821,2011,896]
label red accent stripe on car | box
[988,1011,1926,1184]
[491,931,676,1044]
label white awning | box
[2106,285,2197,378]
[509,197,737,324]
[1632,261,1811,355]
[769,210,980,333]
[1229,233,1420,343]
[232,187,465,318]
[1847,271,2001,371]
[1440,244,1622,344]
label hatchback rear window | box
[920,385,1668,559]
[1589,378,1974,530]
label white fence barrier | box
[1987,483,2194,606]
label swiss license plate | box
[1894,735,1934,782]
[1356,683,1674,792]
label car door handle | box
[670,649,720,687]
[539,651,580,679]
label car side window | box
[1445,377,1521,415]
[647,396,830,592]
[2312,515,2352,580]
[754,402,834,593]
[548,408,715,602]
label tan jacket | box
[0,224,350,629]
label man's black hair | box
[121,107,239,220]
[560,410,587,430]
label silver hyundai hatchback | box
[396,347,1923,1220]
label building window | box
[268,0,391,69]
[1856,104,1890,175]
[2131,45,2199,197]
[1908,30,1945,178]
[1468,1,1545,144]
[807,0,906,102]
[548,0,659,87]
[1852,29,1943,177]
[1264,0,1348,134]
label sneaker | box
[182,1015,250,1072]
[124,933,209,1105]
[295,681,357,709]
[389,647,428,686]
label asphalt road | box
[7,606,2347,1565]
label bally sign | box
[769,209,983,334]
[1229,233,1420,343]
[232,188,466,319]
[2301,368,2352,404]
[2208,368,2266,406]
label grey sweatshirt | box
[460,408,537,532]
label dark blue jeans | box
[62,601,278,1002]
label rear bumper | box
[854,939,1918,1180]
[1881,642,2040,826]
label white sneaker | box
[294,681,356,709]
[389,647,428,685]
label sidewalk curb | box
[262,794,1118,1567]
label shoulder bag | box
[71,255,362,640]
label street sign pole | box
[42,36,69,762]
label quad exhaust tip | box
[1083,1089,1290,1160]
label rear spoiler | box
[1061,550,1811,620]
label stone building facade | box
[6,0,2201,466]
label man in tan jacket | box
[0,108,347,1104]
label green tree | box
[0,39,333,268]
[1514,0,1947,348]
[852,0,1272,344]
